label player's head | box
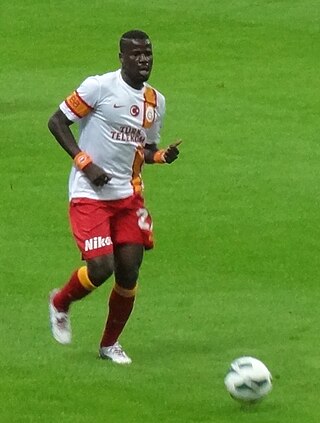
[119,30,153,89]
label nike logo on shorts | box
[113,104,125,108]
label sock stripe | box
[77,266,96,291]
[114,282,137,298]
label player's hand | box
[164,140,182,164]
[82,163,112,186]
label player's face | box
[120,39,153,89]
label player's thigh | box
[69,199,114,260]
[111,194,154,250]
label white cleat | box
[49,289,72,345]
[99,342,132,364]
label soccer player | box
[47,29,181,364]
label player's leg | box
[99,194,153,363]
[50,255,114,345]
[52,254,114,311]
[49,199,114,344]
[99,243,143,364]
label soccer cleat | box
[49,289,72,345]
[99,342,132,364]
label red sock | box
[100,283,136,347]
[53,267,96,312]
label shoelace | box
[112,343,126,356]
[56,312,69,328]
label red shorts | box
[69,194,154,260]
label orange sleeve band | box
[65,91,93,118]
[153,149,166,164]
[74,151,92,170]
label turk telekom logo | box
[130,105,140,116]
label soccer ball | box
[224,356,272,403]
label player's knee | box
[114,244,143,289]
[115,267,139,289]
[87,256,114,286]
[88,265,113,287]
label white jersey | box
[59,69,165,200]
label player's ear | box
[119,52,123,64]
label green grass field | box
[1,0,320,421]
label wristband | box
[73,151,93,170]
[153,149,166,164]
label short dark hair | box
[120,30,150,52]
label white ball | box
[224,356,272,402]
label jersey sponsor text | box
[111,126,146,143]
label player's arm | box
[48,78,111,186]
[48,109,80,157]
[48,109,110,186]
[143,91,181,164]
[144,140,182,164]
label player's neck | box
[120,70,144,90]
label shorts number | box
[137,208,152,231]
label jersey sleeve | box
[59,76,100,122]
[145,92,166,146]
